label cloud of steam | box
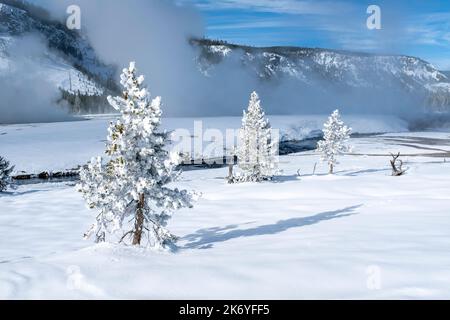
[18,0,437,119]
[31,0,296,117]
[32,0,208,116]
[0,34,72,124]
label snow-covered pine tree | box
[236,91,275,182]
[78,62,194,249]
[0,156,14,192]
[317,109,352,174]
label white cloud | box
[406,13,450,47]
[182,0,350,15]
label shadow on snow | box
[182,205,362,249]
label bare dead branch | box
[119,230,134,244]
[390,152,406,176]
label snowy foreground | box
[1,117,450,299]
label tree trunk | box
[329,163,334,175]
[228,163,234,179]
[132,193,145,246]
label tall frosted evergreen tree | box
[317,109,352,174]
[236,91,276,182]
[78,62,194,248]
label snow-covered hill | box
[0,2,114,96]
[193,39,450,112]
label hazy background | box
[35,0,427,116]
[0,0,446,123]
[35,0,275,117]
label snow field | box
[1,133,450,299]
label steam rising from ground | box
[38,0,428,118]
[41,0,267,117]
[36,0,209,116]
[3,0,436,123]
[0,34,72,124]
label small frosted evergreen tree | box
[0,156,14,192]
[78,62,194,248]
[235,91,276,182]
[317,109,352,174]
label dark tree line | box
[59,89,115,115]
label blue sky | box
[183,0,450,70]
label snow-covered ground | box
[1,117,450,299]
[0,114,408,174]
